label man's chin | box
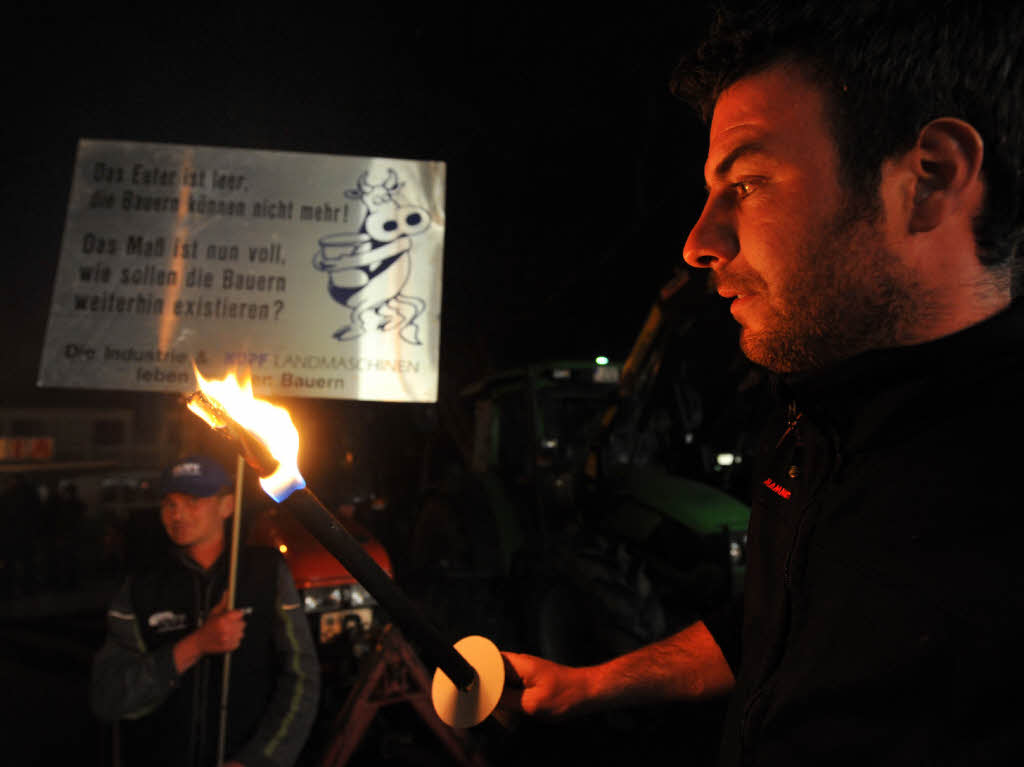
[739,328,808,374]
[738,331,776,370]
[733,304,819,372]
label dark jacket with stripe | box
[707,299,1024,766]
[91,545,319,767]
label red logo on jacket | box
[763,478,792,499]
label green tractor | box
[412,271,769,667]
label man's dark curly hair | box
[672,0,1024,271]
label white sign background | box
[37,139,446,402]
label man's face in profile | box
[683,62,925,373]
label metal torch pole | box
[217,455,246,766]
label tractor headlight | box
[301,584,376,614]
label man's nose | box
[682,195,738,270]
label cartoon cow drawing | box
[313,169,430,344]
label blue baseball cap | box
[160,455,232,498]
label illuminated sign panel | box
[38,139,446,403]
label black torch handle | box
[283,487,478,690]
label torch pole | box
[217,455,246,767]
[281,486,478,691]
[184,389,477,691]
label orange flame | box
[189,367,306,501]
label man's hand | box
[195,591,247,655]
[173,591,248,674]
[498,652,591,719]
[496,623,734,721]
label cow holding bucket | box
[313,169,429,344]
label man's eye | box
[734,180,757,198]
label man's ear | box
[907,117,984,233]
[218,493,236,520]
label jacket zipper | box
[775,401,802,449]
[187,572,204,766]
[193,573,221,766]
[739,402,836,761]
[783,508,809,589]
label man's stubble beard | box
[737,201,935,374]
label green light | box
[595,356,609,366]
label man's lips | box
[712,273,762,312]
[717,287,754,301]
[716,287,758,318]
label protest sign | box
[38,139,446,402]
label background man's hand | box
[196,591,246,655]
[498,652,590,718]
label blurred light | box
[593,365,620,384]
[542,438,558,449]
[278,543,288,554]
[595,356,609,366]
[301,584,376,613]
[552,369,571,380]
[716,452,736,466]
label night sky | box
[2,11,745,763]
[3,6,721,413]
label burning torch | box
[185,369,504,729]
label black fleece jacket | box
[706,299,1024,766]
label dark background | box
[3,5,718,407]
[1,5,752,766]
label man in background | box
[91,455,320,767]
